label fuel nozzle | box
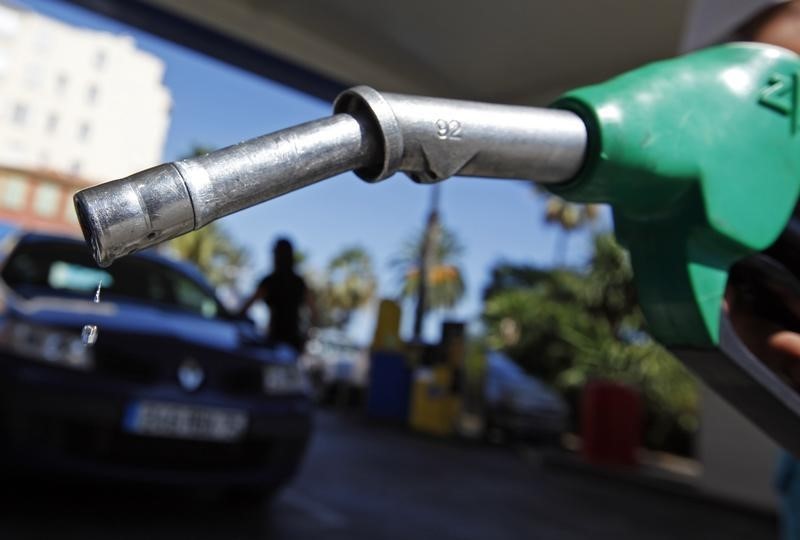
[74,43,800,452]
[74,86,587,267]
[74,110,381,267]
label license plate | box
[124,401,249,442]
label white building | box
[0,2,170,183]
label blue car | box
[0,230,312,499]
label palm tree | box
[166,145,248,287]
[168,222,248,287]
[392,208,466,338]
[396,231,465,309]
[315,246,377,329]
[536,185,602,265]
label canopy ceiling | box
[68,0,691,104]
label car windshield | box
[487,352,549,390]
[1,240,221,319]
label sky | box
[16,0,611,344]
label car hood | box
[7,294,259,355]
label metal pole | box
[412,184,442,343]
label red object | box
[580,380,642,467]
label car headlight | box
[2,321,94,371]
[262,363,308,394]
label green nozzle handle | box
[551,43,800,348]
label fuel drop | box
[81,324,98,346]
[82,282,102,346]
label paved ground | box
[0,410,777,539]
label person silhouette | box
[239,238,313,351]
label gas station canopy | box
[67,0,691,104]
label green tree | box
[167,145,249,287]
[482,234,698,454]
[392,224,466,312]
[313,246,377,329]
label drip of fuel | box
[81,281,101,346]
[81,324,98,346]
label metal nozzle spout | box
[75,113,380,266]
[75,86,587,267]
[74,163,195,267]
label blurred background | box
[0,0,783,538]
